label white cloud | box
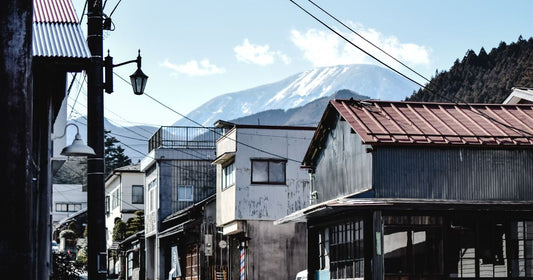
[161,59,225,76]
[290,23,430,68]
[234,39,291,66]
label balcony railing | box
[148,126,224,152]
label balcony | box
[148,126,224,152]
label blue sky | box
[68,0,532,127]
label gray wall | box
[374,146,533,200]
[233,221,307,280]
[313,118,373,203]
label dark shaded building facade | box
[278,99,533,280]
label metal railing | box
[148,126,223,152]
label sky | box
[68,0,533,128]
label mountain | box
[229,89,369,126]
[174,64,421,127]
[71,118,158,163]
[408,36,533,103]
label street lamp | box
[104,49,148,95]
[52,123,96,157]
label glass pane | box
[252,161,268,182]
[269,161,285,183]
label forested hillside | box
[408,36,533,103]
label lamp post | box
[86,1,147,279]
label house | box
[52,184,87,228]
[158,194,221,280]
[104,163,145,279]
[212,122,315,279]
[503,87,533,104]
[140,126,224,280]
[277,99,533,280]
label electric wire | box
[307,0,431,84]
[290,0,533,138]
[115,69,307,163]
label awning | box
[275,196,533,225]
[158,219,193,239]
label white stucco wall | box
[216,126,314,226]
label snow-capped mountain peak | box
[174,64,421,127]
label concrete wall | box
[216,127,314,226]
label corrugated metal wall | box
[168,160,216,212]
[374,147,533,200]
[314,119,373,203]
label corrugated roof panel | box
[330,99,533,146]
[33,0,79,23]
[32,22,91,58]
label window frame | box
[222,161,235,190]
[250,158,287,185]
[178,185,194,202]
[131,185,144,204]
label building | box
[504,87,533,104]
[158,194,222,280]
[104,163,145,279]
[0,0,91,278]
[52,184,87,227]
[141,126,223,280]
[213,123,315,279]
[278,99,533,280]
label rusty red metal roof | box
[32,0,91,60]
[331,99,533,146]
[33,0,79,23]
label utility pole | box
[0,1,34,279]
[86,0,107,279]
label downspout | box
[309,170,317,205]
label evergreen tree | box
[126,210,144,236]
[112,218,128,242]
[104,130,132,177]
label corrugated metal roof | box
[33,0,79,23]
[331,99,533,146]
[32,22,91,58]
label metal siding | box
[32,23,91,58]
[170,160,216,213]
[374,147,533,200]
[314,118,373,203]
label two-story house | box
[213,123,315,279]
[104,163,144,279]
[278,99,533,280]
[141,126,223,280]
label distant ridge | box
[174,64,421,127]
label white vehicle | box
[295,270,307,280]
[51,240,59,254]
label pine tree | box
[104,130,132,177]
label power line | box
[307,0,431,84]
[290,0,533,138]
[114,72,311,163]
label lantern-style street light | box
[104,49,148,95]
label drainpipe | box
[309,171,317,205]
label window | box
[222,162,235,190]
[328,220,364,279]
[127,251,133,279]
[131,185,144,204]
[178,185,194,201]
[147,179,157,213]
[55,203,82,212]
[111,189,120,209]
[105,196,110,214]
[251,159,286,184]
